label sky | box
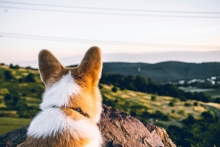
[0,0,220,67]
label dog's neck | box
[51,105,90,118]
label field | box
[101,85,220,127]
[1,64,220,146]
[0,117,31,134]
[1,83,220,134]
[180,87,220,98]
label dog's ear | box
[77,46,102,86]
[38,49,64,86]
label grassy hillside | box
[101,84,220,126]
[0,64,220,146]
[103,62,220,83]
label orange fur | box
[17,46,102,147]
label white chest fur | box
[28,108,102,146]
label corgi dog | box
[17,47,103,147]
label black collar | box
[51,105,90,118]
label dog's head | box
[38,47,102,123]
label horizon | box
[2,50,220,68]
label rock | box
[0,104,176,147]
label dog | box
[17,47,103,147]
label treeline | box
[3,70,36,83]
[0,63,37,70]
[168,111,220,147]
[100,73,220,103]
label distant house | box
[178,80,185,85]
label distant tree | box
[182,115,194,124]
[9,64,20,69]
[18,78,23,83]
[111,86,117,93]
[16,101,28,111]
[151,94,157,101]
[141,111,150,117]
[25,73,35,82]
[178,110,185,115]
[214,97,220,104]
[130,110,136,117]
[22,93,27,96]
[169,101,174,106]
[184,92,194,100]
[193,101,198,106]
[184,102,191,106]
[30,88,36,93]
[201,111,213,120]
[98,84,103,89]
[14,64,20,69]
[4,70,13,80]
[9,64,13,68]
[133,76,147,92]
[13,96,19,105]
[4,94,12,101]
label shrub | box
[151,95,157,101]
[178,110,185,115]
[4,70,13,80]
[214,97,220,104]
[193,101,198,106]
[30,88,36,93]
[18,78,23,83]
[111,86,117,93]
[151,110,169,120]
[201,111,213,120]
[4,94,12,101]
[182,115,194,124]
[169,101,174,106]
[22,93,27,96]
[98,84,103,89]
[25,73,35,82]
[130,110,136,117]
[13,96,19,105]
[184,102,191,106]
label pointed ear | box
[38,49,64,86]
[77,46,102,86]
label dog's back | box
[17,47,102,147]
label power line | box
[0,1,220,14]
[1,6,220,19]
[0,32,219,50]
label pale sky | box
[0,0,220,67]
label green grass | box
[0,117,31,134]
[0,64,220,135]
[101,84,220,126]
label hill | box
[102,62,220,83]
[0,64,220,146]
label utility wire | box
[0,1,220,14]
[0,32,219,49]
[1,6,220,19]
